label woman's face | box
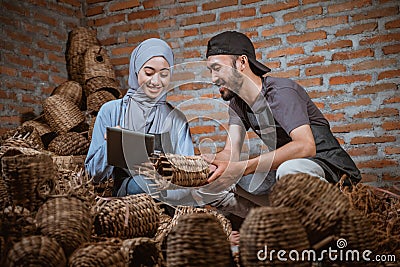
[137,56,171,99]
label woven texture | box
[43,95,85,133]
[154,153,209,187]
[66,54,85,85]
[269,173,349,244]
[4,235,66,267]
[35,196,93,256]
[1,152,56,211]
[123,237,165,267]
[240,206,310,267]
[166,213,232,267]
[93,194,160,239]
[69,238,126,267]
[66,27,99,58]
[87,89,116,113]
[22,120,52,137]
[52,154,86,171]
[0,176,9,209]
[48,132,89,156]
[84,76,121,98]
[1,125,44,150]
[83,45,116,82]
[51,80,83,106]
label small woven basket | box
[4,235,67,267]
[166,213,232,267]
[66,27,99,58]
[87,89,116,113]
[43,95,85,133]
[93,194,160,239]
[83,45,116,82]
[35,196,93,256]
[154,153,210,187]
[1,152,56,211]
[69,238,126,267]
[48,132,89,156]
[51,80,83,107]
[240,206,310,267]
[123,237,165,267]
[1,125,44,150]
[84,76,121,98]
[269,173,349,245]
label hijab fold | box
[123,38,174,132]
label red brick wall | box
[1,0,399,183]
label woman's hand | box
[203,155,248,184]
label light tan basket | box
[4,235,67,267]
[166,213,232,267]
[83,45,116,82]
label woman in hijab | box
[85,38,194,196]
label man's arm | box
[216,124,246,161]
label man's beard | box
[219,66,243,101]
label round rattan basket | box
[240,206,310,267]
[93,194,160,239]
[123,237,165,267]
[166,212,232,267]
[35,196,93,256]
[1,152,56,211]
[66,27,99,59]
[51,80,83,107]
[83,45,116,82]
[269,173,349,245]
[4,235,67,267]
[48,132,89,156]
[43,95,85,133]
[87,89,116,113]
[66,54,85,85]
[84,76,121,98]
[154,153,210,187]
[69,238,126,267]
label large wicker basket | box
[66,27,99,59]
[83,45,116,82]
[1,125,44,150]
[42,95,85,133]
[269,173,349,245]
[239,206,310,267]
[153,153,210,187]
[166,212,232,267]
[87,89,117,113]
[1,152,56,211]
[4,235,67,267]
[123,237,165,267]
[51,80,83,107]
[35,196,93,256]
[93,194,160,239]
[66,54,85,85]
[48,132,89,156]
[84,76,121,98]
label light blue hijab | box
[123,38,174,132]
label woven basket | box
[269,173,349,245]
[166,213,232,267]
[66,27,99,58]
[1,125,44,150]
[52,154,86,171]
[87,89,117,113]
[48,132,89,156]
[0,176,9,209]
[83,45,116,82]
[22,120,52,137]
[51,80,83,106]
[84,76,121,98]
[93,177,114,198]
[35,196,93,256]
[154,153,210,187]
[43,95,85,133]
[123,237,165,267]
[93,194,160,239]
[4,235,67,267]
[1,152,56,211]
[69,238,126,267]
[240,206,310,267]
[66,54,85,85]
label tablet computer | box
[106,127,155,169]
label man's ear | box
[239,55,248,71]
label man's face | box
[207,55,244,101]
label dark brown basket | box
[240,206,310,267]
[84,76,121,98]
[93,194,160,239]
[83,45,116,82]
[66,27,99,58]
[0,176,9,209]
[51,80,83,107]
[43,95,85,133]
[269,173,349,245]
[154,153,210,187]
[1,152,56,211]
[4,235,67,267]
[166,213,232,267]
[35,196,93,256]
[1,125,44,150]
[87,89,116,113]
[48,132,89,156]
[123,237,165,267]
[69,238,126,267]
[66,54,85,85]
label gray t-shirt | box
[228,76,329,148]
